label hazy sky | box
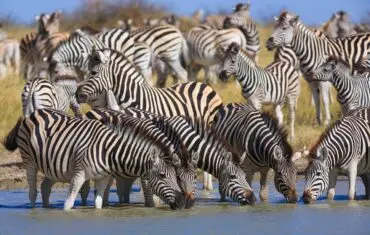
[1,0,369,25]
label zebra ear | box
[191,151,199,166]
[127,18,133,25]
[149,147,161,167]
[172,153,181,168]
[274,16,279,22]
[289,16,299,26]
[35,15,40,21]
[240,152,246,164]
[317,147,329,162]
[273,146,283,161]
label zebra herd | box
[1,3,370,210]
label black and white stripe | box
[3,108,185,210]
[212,103,299,203]
[219,43,300,140]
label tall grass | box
[0,25,342,152]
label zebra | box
[266,11,370,126]
[0,38,20,76]
[117,18,138,33]
[184,24,249,83]
[212,103,299,203]
[302,108,370,204]
[35,11,62,35]
[203,2,250,30]
[320,11,356,39]
[75,48,223,191]
[219,43,300,140]
[21,77,81,118]
[127,24,190,87]
[97,107,256,204]
[309,56,370,116]
[144,15,181,28]
[84,108,199,208]
[3,108,185,210]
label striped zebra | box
[0,38,20,76]
[266,11,370,126]
[21,77,81,117]
[76,48,223,191]
[3,109,185,210]
[203,2,250,29]
[302,108,370,204]
[219,43,300,140]
[84,108,199,208]
[117,18,138,33]
[97,107,256,204]
[212,103,299,202]
[48,29,153,83]
[185,24,249,83]
[309,56,370,115]
[127,24,190,87]
[320,11,356,39]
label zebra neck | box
[332,71,353,102]
[197,144,222,178]
[236,52,261,91]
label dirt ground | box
[0,150,310,190]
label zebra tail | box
[2,118,23,151]
[180,38,191,68]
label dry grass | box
[0,25,342,153]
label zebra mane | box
[260,111,293,160]
[85,108,175,162]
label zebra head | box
[309,56,350,82]
[176,151,199,209]
[75,48,112,104]
[233,2,250,13]
[219,43,240,82]
[147,147,186,210]
[303,146,330,204]
[272,146,298,203]
[219,151,256,205]
[266,12,299,51]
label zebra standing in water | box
[21,77,81,118]
[89,107,256,204]
[184,24,249,83]
[3,109,185,210]
[309,56,370,115]
[75,48,223,191]
[219,43,300,140]
[266,11,370,126]
[84,108,199,208]
[212,103,299,202]
[302,108,370,204]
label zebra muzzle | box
[286,189,298,203]
[75,86,88,104]
[242,190,256,205]
[184,192,195,209]
[218,71,229,82]
[265,37,275,51]
[169,191,186,210]
[302,189,315,204]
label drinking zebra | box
[75,48,223,190]
[303,108,370,203]
[3,109,185,210]
[212,103,299,202]
[266,11,370,126]
[219,43,300,140]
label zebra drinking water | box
[3,109,185,210]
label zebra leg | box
[320,82,331,126]
[141,178,155,207]
[79,181,90,206]
[155,60,168,88]
[94,176,111,209]
[274,104,284,126]
[64,170,86,210]
[41,177,55,208]
[360,173,370,200]
[348,161,359,200]
[259,168,270,202]
[26,166,38,208]
[116,177,136,203]
[102,176,114,206]
[219,182,226,202]
[203,172,213,191]
[309,82,322,125]
[327,170,338,200]
[167,60,188,84]
[288,97,297,141]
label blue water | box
[0,179,370,235]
